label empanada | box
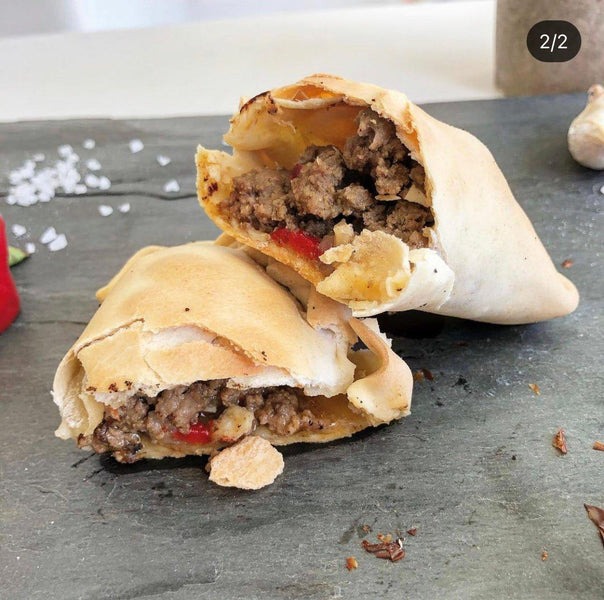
[197,74,578,324]
[53,243,411,470]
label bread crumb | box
[208,436,284,490]
[528,383,540,396]
[541,551,548,561]
[346,556,358,571]
[552,428,568,454]
[592,441,604,452]
[561,259,574,269]
[413,368,434,382]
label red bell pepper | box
[0,216,20,333]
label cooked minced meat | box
[79,381,326,462]
[223,108,433,248]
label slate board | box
[0,94,602,600]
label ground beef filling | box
[80,381,326,462]
[224,108,433,249]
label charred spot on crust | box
[108,383,118,393]
[240,90,271,113]
[207,181,218,196]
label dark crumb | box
[361,525,372,534]
[346,556,358,571]
[406,528,417,536]
[592,441,604,452]
[541,551,548,561]
[453,341,469,347]
[584,504,604,548]
[561,259,574,269]
[362,536,405,562]
[528,383,540,396]
[413,368,434,382]
[552,428,568,454]
[184,307,190,312]
[511,455,517,461]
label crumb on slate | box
[552,428,568,454]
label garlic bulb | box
[568,84,604,170]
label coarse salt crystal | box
[84,174,100,188]
[25,242,36,254]
[156,155,171,166]
[118,202,131,213]
[600,184,604,195]
[74,184,87,195]
[11,224,26,237]
[58,144,74,158]
[98,205,113,217]
[6,195,17,205]
[98,176,111,190]
[129,139,144,153]
[85,158,101,171]
[163,179,180,193]
[48,234,67,252]
[40,227,58,245]
[33,153,45,162]
[83,139,96,150]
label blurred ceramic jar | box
[496,0,604,96]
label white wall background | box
[0,0,481,37]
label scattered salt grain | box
[25,242,36,254]
[98,205,113,217]
[163,179,180,193]
[32,153,45,162]
[129,139,144,154]
[38,191,53,203]
[600,184,604,195]
[40,227,58,245]
[74,184,87,195]
[83,139,96,150]
[84,173,100,188]
[57,144,74,158]
[156,155,171,166]
[48,233,67,252]
[6,195,17,205]
[118,202,131,214]
[98,176,111,190]
[86,158,101,171]
[11,224,26,237]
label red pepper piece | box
[290,163,302,179]
[270,228,323,261]
[0,217,20,333]
[173,421,213,445]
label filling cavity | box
[79,380,330,462]
[224,109,433,255]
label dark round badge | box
[526,21,581,63]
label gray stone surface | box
[0,95,602,600]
